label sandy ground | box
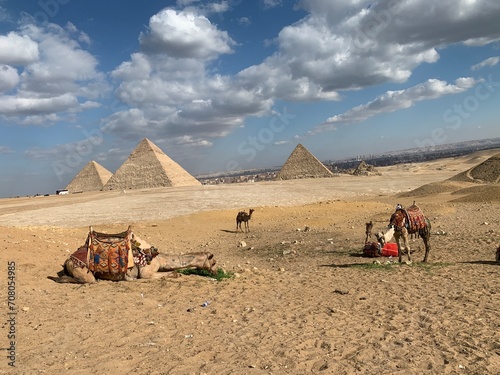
[0,150,499,375]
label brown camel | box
[365,221,373,243]
[385,202,431,263]
[496,245,500,263]
[48,228,217,284]
[236,209,254,232]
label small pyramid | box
[276,143,333,180]
[102,138,200,190]
[65,161,113,193]
[352,160,380,176]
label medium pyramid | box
[102,138,200,190]
[276,143,334,180]
[65,160,113,193]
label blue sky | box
[0,0,499,197]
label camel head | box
[375,225,395,246]
[375,231,386,246]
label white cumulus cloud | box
[310,78,478,134]
[104,0,500,150]
[0,32,39,65]
[471,56,500,70]
[139,9,235,59]
[0,22,108,123]
[0,65,19,92]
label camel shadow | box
[319,263,366,268]
[348,252,369,257]
[459,260,499,266]
[325,251,388,259]
[220,229,240,234]
[318,262,397,269]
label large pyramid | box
[102,138,200,190]
[65,160,113,193]
[276,143,334,180]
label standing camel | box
[236,209,254,232]
[365,221,373,243]
[387,202,431,263]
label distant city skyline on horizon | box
[3,136,499,197]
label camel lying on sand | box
[49,227,217,284]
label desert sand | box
[0,149,499,375]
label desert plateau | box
[0,149,499,375]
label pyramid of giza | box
[102,138,200,190]
[276,143,334,180]
[352,160,381,176]
[65,160,113,193]
[448,152,500,183]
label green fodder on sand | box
[177,267,234,281]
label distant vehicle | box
[56,189,69,195]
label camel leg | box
[126,265,139,280]
[394,231,403,263]
[422,234,431,263]
[138,271,179,280]
[421,224,431,263]
[135,258,176,279]
[400,227,411,262]
[404,229,411,263]
[154,253,217,274]
[49,259,96,284]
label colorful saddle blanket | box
[405,204,427,232]
[87,227,133,281]
[69,245,89,269]
[391,204,427,232]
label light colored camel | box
[236,209,254,232]
[365,221,394,245]
[375,225,395,246]
[49,233,217,284]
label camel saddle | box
[69,226,134,281]
[391,204,427,232]
[363,242,381,257]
